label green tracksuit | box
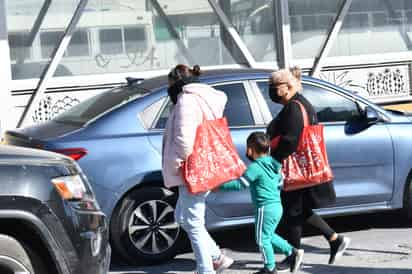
[220,156,293,270]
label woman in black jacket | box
[266,68,350,271]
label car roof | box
[139,68,274,90]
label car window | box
[154,100,173,129]
[214,83,254,127]
[154,82,254,128]
[140,97,166,129]
[54,86,149,125]
[256,81,283,117]
[301,83,362,123]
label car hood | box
[0,145,72,164]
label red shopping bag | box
[271,101,333,191]
[183,116,246,194]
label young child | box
[220,132,304,274]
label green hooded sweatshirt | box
[220,155,282,208]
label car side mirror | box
[364,106,381,124]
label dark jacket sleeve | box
[271,102,304,162]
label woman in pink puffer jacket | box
[162,64,233,274]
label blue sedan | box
[5,69,412,265]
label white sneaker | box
[213,253,234,273]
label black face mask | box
[246,153,254,162]
[269,83,282,104]
[167,76,200,104]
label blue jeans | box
[175,186,221,274]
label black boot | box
[329,235,351,264]
[275,257,289,273]
[289,248,304,274]
[276,248,304,273]
[253,267,277,274]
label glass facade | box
[4,0,412,81]
[221,0,277,62]
[6,0,78,79]
[330,0,412,56]
[53,0,237,77]
[289,0,344,59]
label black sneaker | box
[329,235,351,264]
[275,257,290,273]
[253,267,277,274]
[289,248,304,274]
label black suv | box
[0,145,111,274]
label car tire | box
[0,234,48,274]
[110,186,185,265]
[403,176,412,219]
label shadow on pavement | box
[301,263,412,274]
[111,258,195,274]
[300,242,411,256]
[228,259,264,271]
[110,211,411,272]
[210,211,411,253]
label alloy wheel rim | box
[128,200,180,255]
[0,255,32,274]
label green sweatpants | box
[255,203,293,270]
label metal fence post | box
[17,0,89,127]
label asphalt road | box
[110,212,412,274]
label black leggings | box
[281,207,335,249]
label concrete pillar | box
[0,0,14,135]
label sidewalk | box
[111,212,412,274]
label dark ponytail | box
[190,65,202,77]
[167,64,201,104]
[168,64,201,81]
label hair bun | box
[191,65,201,76]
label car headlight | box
[52,175,88,201]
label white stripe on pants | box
[257,206,268,264]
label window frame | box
[139,95,167,130]
[301,81,366,124]
[211,80,264,127]
[150,94,171,131]
[253,79,369,125]
[148,80,264,131]
[250,79,281,124]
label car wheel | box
[110,187,184,265]
[0,234,48,274]
[403,176,412,219]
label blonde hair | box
[271,69,297,89]
[289,66,302,90]
[290,66,301,80]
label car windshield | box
[53,86,149,125]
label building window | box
[330,0,412,57]
[66,30,90,57]
[124,27,148,53]
[8,32,31,61]
[99,28,123,55]
[40,31,64,59]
